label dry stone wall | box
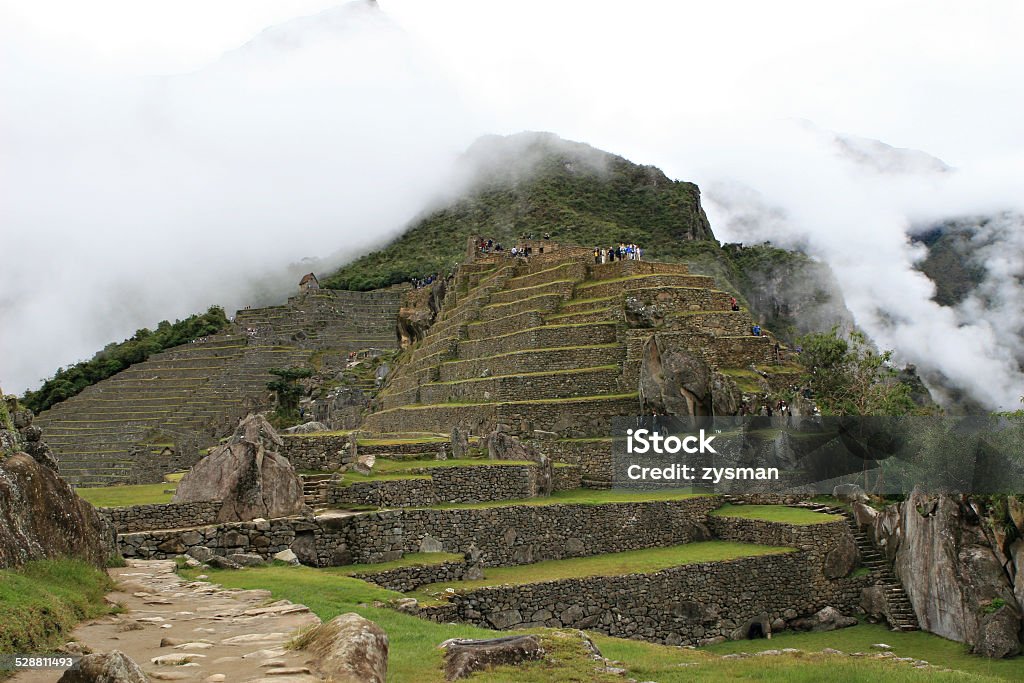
[278,434,352,471]
[349,559,468,592]
[100,501,223,534]
[418,551,870,646]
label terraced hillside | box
[361,246,800,485]
[35,287,406,487]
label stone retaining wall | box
[119,516,319,563]
[99,501,223,534]
[552,464,583,491]
[349,559,468,592]
[458,322,617,361]
[438,345,623,383]
[327,497,722,565]
[279,433,352,471]
[479,293,565,321]
[330,478,436,508]
[431,464,537,504]
[417,551,869,646]
[417,366,622,405]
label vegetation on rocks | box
[322,132,713,291]
[267,366,314,427]
[798,327,917,415]
[23,306,229,413]
[0,559,113,654]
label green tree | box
[798,327,916,416]
[266,367,313,426]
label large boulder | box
[878,489,1023,658]
[0,453,109,569]
[173,414,308,523]
[483,430,535,461]
[788,606,857,632]
[638,335,741,416]
[302,613,389,683]
[441,635,543,681]
[451,427,471,459]
[57,650,147,682]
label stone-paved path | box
[15,560,324,682]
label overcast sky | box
[2,1,1022,407]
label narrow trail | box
[15,560,324,683]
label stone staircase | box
[361,250,800,486]
[796,502,920,632]
[300,473,338,508]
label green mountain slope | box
[322,132,715,290]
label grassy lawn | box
[408,541,792,602]
[709,504,842,525]
[701,622,1022,681]
[422,487,705,510]
[76,473,182,507]
[0,559,113,654]
[179,564,1001,682]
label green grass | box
[177,564,1002,682]
[76,474,181,507]
[595,634,1001,682]
[709,504,842,525]
[0,559,113,654]
[408,542,792,602]
[701,622,1021,681]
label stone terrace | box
[36,287,406,487]
[360,249,795,479]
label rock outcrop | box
[441,635,543,681]
[302,613,389,683]
[638,335,741,416]
[0,452,111,569]
[862,489,1023,658]
[173,414,308,523]
[397,279,446,348]
[1,394,59,471]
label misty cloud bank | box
[2,1,1021,412]
[0,2,480,393]
[701,123,1024,411]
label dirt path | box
[15,560,324,683]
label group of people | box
[593,243,642,264]
[739,398,793,419]
[475,237,504,254]
[412,273,439,289]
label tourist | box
[751,324,762,336]
[594,248,601,264]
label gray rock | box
[206,555,242,570]
[273,549,300,565]
[301,613,389,683]
[228,552,266,567]
[833,483,869,504]
[352,454,376,476]
[788,606,857,633]
[419,535,443,553]
[173,414,307,523]
[441,635,543,681]
[450,428,471,459]
[483,430,536,461]
[57,650,147,682]
[823,534,860,578]
[638,335,741,417]
[284,421,329,434]
[487,609,523,629]
[186,546,214,563]
[878,488,1023,657]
